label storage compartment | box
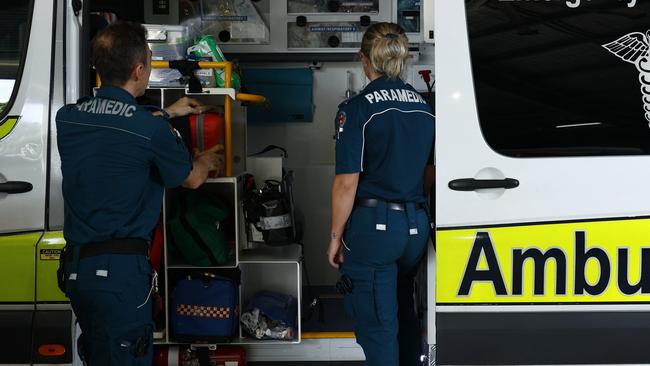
[165,178,241,269]
[288,20,373,49]
[179,0,271,44]
[145,24,191,87]
[153,344,246,365]
[161,89,247,177]
[397,0,421,34]
[167,268,242,344]
[238,247,302,344]
[217,0,392,54]
[287,0,380,14]
[244,68,313,123]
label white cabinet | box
[148,87,302,346]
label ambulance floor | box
[301,286,354,332]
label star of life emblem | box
[603,31,650,127]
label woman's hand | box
[327,236,344,269]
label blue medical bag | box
[171,273,239,342]
[249,291,298,328]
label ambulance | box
[433,0,650,364]
[1,0,649,365]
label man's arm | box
[163,97,211,118]
[151,96,222,189]
[182,145,224,189]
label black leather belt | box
[72,238,149,260]
[356,198,424,211]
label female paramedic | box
[327,22,435,366]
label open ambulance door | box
[434,0,650,364]
[0,1,73,364]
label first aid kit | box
[188,35,241,89]
[171,272,239,343]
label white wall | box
[247,61,367,285]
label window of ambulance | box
[0,0,31,115]
[467,0,650,157]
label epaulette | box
[337,92,364,109]
[76,96,91,104]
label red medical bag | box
[189,112,225,153]
[154,345,246,366]
[189,112,225,178]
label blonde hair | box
[360,23,409,79]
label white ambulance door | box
[0,0,54,234]
[434,0,650,365]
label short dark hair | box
[92,21,148,86]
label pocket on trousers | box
[342,267,380,327]
[75,256,125,297]
[109,324,152,365]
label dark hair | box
[92,21,148,86]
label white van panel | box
[0,1,55,234]
[435,0,650,229]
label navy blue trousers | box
[66,250,154,366]
[341,204,430,366]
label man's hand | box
[164,97,212,119]
[327,236,344,269]
[194,144,225,175]
[181,144,225,189]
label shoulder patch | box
[337,111,347,129]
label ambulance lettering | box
[458,230,650,297]
[77,98,136,117]
[364,89,427,104]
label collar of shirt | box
[95,85,137,103]
[363,75,405,93]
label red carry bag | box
[189,112,225,177]
[154,345,246,366]
[189,112,225,151]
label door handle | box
[448,178,519,191]
[0,181,33,194]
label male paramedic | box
[56,21,222,365]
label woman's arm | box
[328,173,359,269]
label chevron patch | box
[176,304,231,319]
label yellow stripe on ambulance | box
[437,218,650,303]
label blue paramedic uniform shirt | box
[335,76,435,202]
[56,86,192,245]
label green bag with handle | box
[169,190,231,266]
[187,35,241,89]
